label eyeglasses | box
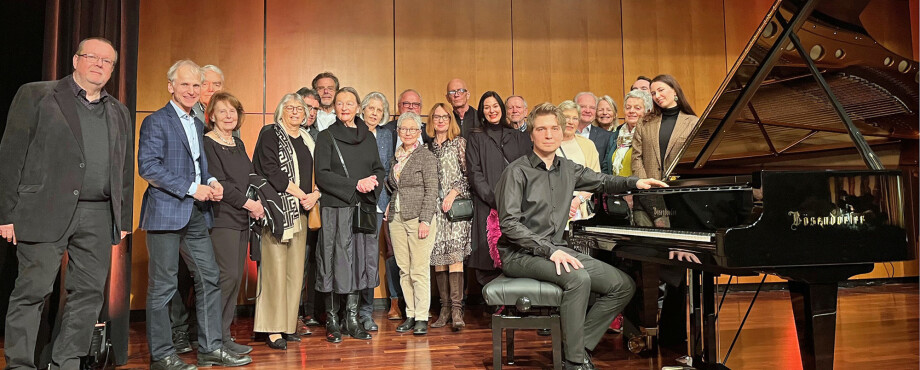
[318,86,336,92]
[335,101,357,108]
[447,88,468,96]
[284,105,306,113]
[432,114,451,121]
[400,102,422,109]
[77,54,115,68]
[398,127,420,133]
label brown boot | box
[430,271,451,328]
[449,272,465,330]
[387,298,402,320]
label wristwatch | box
[577,195,587,204]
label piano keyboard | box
[583,226,715,243]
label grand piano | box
[569,0,917,369]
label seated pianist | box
[494,102,668,370]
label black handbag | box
[328,131,378,234]
[441,188,473,222]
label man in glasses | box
[1,37,134,369]
[381,89,429,148]
[311,71,340,131]
[446,78,478,137]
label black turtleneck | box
[658,105,681,165]
[485,121,504,144]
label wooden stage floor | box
[1,283,916,369]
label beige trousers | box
[389,213,438,321]
[253,216,308,333]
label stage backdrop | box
[129,0,919,309]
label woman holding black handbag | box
[313,87,386,343]
[425,103,472,330]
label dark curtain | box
[0,0,47,340]
[38,0,139,367]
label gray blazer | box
[0,76,134,243]
[386,145,439,224]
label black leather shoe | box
[360,316,379,331]
[282,332,301,342]
[413,320,428,335]
[224,338,253,355]
[265,335,286,350]
[172,330,192,354]
[197,347,253,367]
[563,360,587,370]
[150,354,196,370]
[303,315,320,326]
[395,318,416,333]
[584,350,596,370]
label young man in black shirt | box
[495,103,667,369]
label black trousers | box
[209,227,248,341]
[301,228,323,318]
[145,207,222,361]
[501,246,635,364]
[4,202,113,370]
[167,248,197,337]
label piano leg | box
[702,271,719,364]
[788,281,838,370]
[638,261,660,337]
[688,270,702,360]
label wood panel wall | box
[130,0,918,309]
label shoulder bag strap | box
[327,130,350,178]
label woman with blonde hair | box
[425,103,472,330]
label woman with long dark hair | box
[630,74,699,353]
[465,91,531,285]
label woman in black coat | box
[465,91,532,285]
[313,87,386,343]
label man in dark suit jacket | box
[575,92,612,172]
[0,37,133,370]
[138,60,250,370]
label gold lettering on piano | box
[653,208,676,217]
[788,211,866,230]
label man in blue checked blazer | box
[137,60,251,370]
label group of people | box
[0,36,700,370]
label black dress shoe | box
[224,338,253,355]
[303,315,320,326]
[197,346,253,367]
[282,332,302,342]
[171,330,192,354]
[413,320,428,335]
[584,351,596,370]
[266,335,287,350]
[563,360,587,370]
[150,354,196,370]
[395,318,416,333]
[360,316,379,331]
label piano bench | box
[482,275,564,370]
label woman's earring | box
[674,96,679,102]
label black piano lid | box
[664,0,919,179]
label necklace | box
[214,131,234,146]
